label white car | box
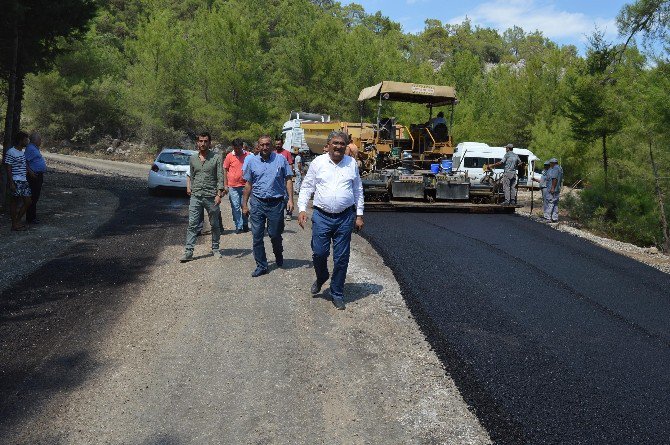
[147,148,196,195]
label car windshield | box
[463,157,502,168]
[158,152,190,166]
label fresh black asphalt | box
[363,212,670,445]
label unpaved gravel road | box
[0,155,490,444]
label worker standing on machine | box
[488,143,521,205]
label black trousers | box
[26,173,43,222]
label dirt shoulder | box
[0,162,119,294]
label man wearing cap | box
[532,160,551,220]
[297,131,364,310]
[488,143,521,205]
[546,158,563,222]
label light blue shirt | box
[243,152,293,199]
[547,165,563,193]
[24,143,47,173]
[242,152,255,173]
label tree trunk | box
[602,133,608,188]
[649,140,670,253]
[12,67,25,137]
[1,30,19,212]
[3,31,19,161]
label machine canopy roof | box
[358,81,457,105]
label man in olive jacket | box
[181,132,225,262]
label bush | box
[567,173,666,247]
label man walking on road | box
[223,138,249,234]
[546,158,563,223]
[25,132,47,224]
[181,132,224,262]
[242,135,294,277]
[489,143,521,205]
[293,148,304,194]
[298,131,364,310]
[275,137,294,221]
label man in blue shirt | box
[25,132,47,224]
[242,135,294,277]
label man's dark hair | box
[437,111,445,118]
[14,131,29,145]
[198,132,211,141]
[232,138,244,148]
[274,135,283,142]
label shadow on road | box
[0,170,186,437]
[312,282,383,304]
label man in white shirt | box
[298,131,364,310]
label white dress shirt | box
[298,154,364,216]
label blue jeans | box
[228,186,248,230]
[185,195,221,252]
[311,207,356,300]
[250,197,285,270]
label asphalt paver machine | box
[357,81,512,211]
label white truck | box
[453,142,542,189]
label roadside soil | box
[515,188,670,274]
[0,154,490,444]
[45,142,157,165]
[0,163,119,293]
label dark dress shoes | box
[310,280,325,295]
[251,267,268,278]
[332,297,346,310]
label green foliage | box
[571,174,666,247]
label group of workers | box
[488,143,563,221]
[181,131,363,311]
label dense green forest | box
[2,0,670,250]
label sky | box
[344,0,631,49]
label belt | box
[254,195,283,202]
[314,205,355,218]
